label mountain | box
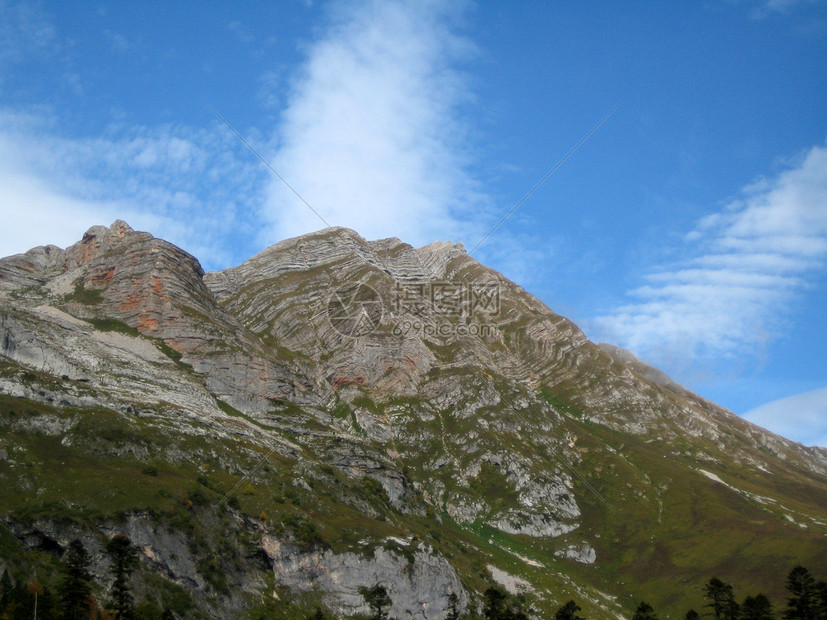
[0,221,825,619]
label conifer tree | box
[784,566,817,620]
[704,577,739,620]
[0,568,13,610]
[363,584,392,620]
[555,599,584,620]
[59,539,94,620]
[740,594,774,620]
[105,534,138,619]
[815,581,827,620]
[484,587,508,620]
[632,601,658,620]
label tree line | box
[0,534,172,620]
[469,566,827,620]
[3,541,825,620]
[315,565,827,620]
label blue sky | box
[1,0,825,446]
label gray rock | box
[261,537,467,619]
[554,542,597,564]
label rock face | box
[262,537,468,619]
[1,221,826,618]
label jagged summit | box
[84,218,134,239]
[1,222,826,618]
[417,238,467,255]
[213,225,469,284]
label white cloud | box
[0,0,495,276]
[743,387,827,447]
[0,110,265,270]
[261,0,488,248]
[0,162,113,254]
[593,141,827,367]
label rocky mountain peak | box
[1,222,826,619]
[80,218,134,242]
[66,219,138,268]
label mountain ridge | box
[0,220,825,618]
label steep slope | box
[0,222,825,619]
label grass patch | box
[282,513,327,551]
[331,399,351,419]
[67,279,103,305]
[155,339,183,362]
[537,386,582,417]
[468,462,520,511]
[215,399,243,417]
[423,339,457,363]
[87,317,140,336]
[274,345,311,362]
[352,395,379,414]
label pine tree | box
[105,534,138,619]
[39,584,59,620]
[815,581,827,620]
[632,601,658,620]
[784,566,816,620]
[554,599,584,620]
[705,577,740,620]
[740,593,774,620]
[484,587,508,620]
[0,568,13,610]
[481,586,529,619]
[362,584,392,620]
[59,539,94,620]
[35,583,59,619]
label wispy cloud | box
[744,386,827,447]
[593,141,827,368]
[747,0,817,19]
[0,0,494,275]
[261,0,488,248]
[0,110,265,269]
[0,0,56,69]
[102,29,130,53]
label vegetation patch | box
[352,395,379,414]
[155,339,183,363]
[537,386,583,418]
[87,317,141,336]
[282,513,326,550]
[67,279,104,305]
